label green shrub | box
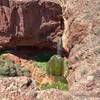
[35,62,47,70]
[54,76,67,83]
[0,59,31,77]
[33,52,53,72]
[21,67,31,77]
[47,55,64,76]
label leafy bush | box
[21,67,31,77]
[0,59,31,77]
[35,62,47,70]
[47,55,64,76]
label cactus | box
[47,55,64,76]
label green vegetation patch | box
[0,50,69,91]
[34,53,69,91]
[41,82,68,91]
[47,55,64,76]
[0,59,31,77]
[41,76,68,91]
[34,52,53,71]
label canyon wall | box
[62,0,100,99]
[0,0,63,48]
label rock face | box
[0,0,63,48]
[62,0,100,99]
[62,0,100,53]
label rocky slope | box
[0,76,69,100]
[62,0,100,99]
[0,77,37,100]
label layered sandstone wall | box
[0,0,63,48]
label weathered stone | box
[62,0,100,53]
[62,0,100,99]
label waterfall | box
[15,6,24,37]
[57,37,63,57]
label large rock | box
[0,0,63,48]
[61,0,100,99]
[62,0,100,52]
[63,0,100,86]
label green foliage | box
[63,60,69,77]
[47,55,64,76]
[0,59,31,77]
[55,76,67,83]
[41,81,68,91]
[34,53,69,91]
[34,52,53,71]
[34,53,69,77]
[21,67,31,77]
[35,62,47,72]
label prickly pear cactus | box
[47,55,64,76]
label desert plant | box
[47,55,64,76]
[0,59,31,77]
[0,60,17,76]
[63,60,69,77]
[21,67,31,77]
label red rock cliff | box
[0,0,63,48]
